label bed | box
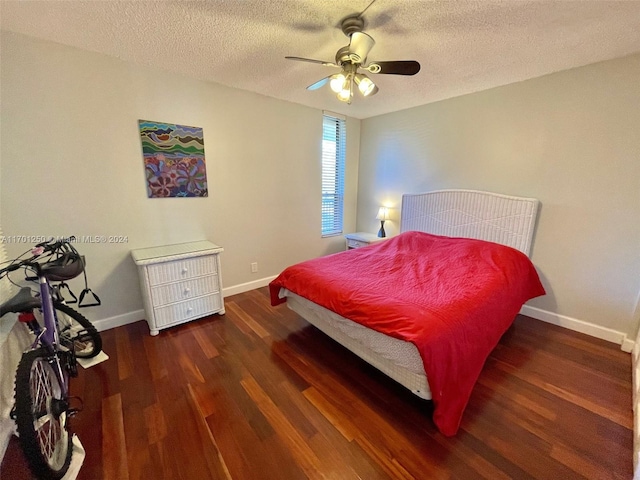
[269,189,545,436]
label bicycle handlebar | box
[0,255,41,276]
[0,237,82,280]
[3,263,22,273]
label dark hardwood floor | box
[2,287,633,479]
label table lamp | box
[376,207,389,238]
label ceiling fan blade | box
[349,32,375,63]
[366,60,421,75]
[285,56,339,68]
[306,76,331,91]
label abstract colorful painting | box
[139,120,208,198]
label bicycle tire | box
[14,348,73,480]
[54,302,102,358]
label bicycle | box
[0,238,102,479]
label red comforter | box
[269,231,545,436]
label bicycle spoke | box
[55,304,102,358]
[22,355,70,471]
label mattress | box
[284,289,431,399]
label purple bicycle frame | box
[38,276,58,347]
[36,275,68,396]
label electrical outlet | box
[251,262,258,273]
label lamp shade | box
[376,207,389,221]
[349,32,375,64]
[354,73,376,96]
[329,73,347,93]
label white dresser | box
[131,241,224,336]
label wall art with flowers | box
[139,120,208,198]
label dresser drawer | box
[150,275,220,307]
[347,238,368,249]
[146,255,217,286]
[153,293,222,328]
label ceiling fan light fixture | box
[329,73,347,93]
[354,73,376,96]
[337,89,351,102]
[349,32,375,64]
[337,75,353,103]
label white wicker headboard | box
[400,190,539,256]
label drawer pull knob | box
[183,288,191,296]
[187,307,193,314]
[181,267,188,275]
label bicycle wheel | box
[14,348,72,480]
[55,302,102,358]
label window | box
[321,113,346,237]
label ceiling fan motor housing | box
[341,15,364,37]
[335,46,353,66]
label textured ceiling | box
[2,0,640,119]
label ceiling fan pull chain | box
[358,0,378,19]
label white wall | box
[0,32,361,325]
[358,53,640,338]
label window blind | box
[321,113,346,237]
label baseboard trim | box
[91,277,278,332]
[222,276,277,298]
[622,337,635,354]
[520,304,631,351]
[92,309,145,332]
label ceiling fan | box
[285,5,420,104]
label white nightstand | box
[344,232,389,250]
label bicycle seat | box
[0,287,41,317]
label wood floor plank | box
[114,325,135,381]
[463,388,589,479]
[281,381,392,480]
[185,384,233,480]
[352,434,417,480]
[550,442,625,480]
[303,385,358,442]
[102,393,129,480]
[235,342,319,440]
[226,300,271,340]
[143,402,167,445]
[240,375,324,480]
[190,322,221,359]
[122,414,156,480]
[142,329,169,380]
[204,377,306,480]
[148,441,183,480]
[493,356,632,428]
